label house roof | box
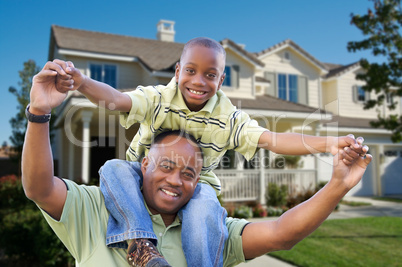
[221,39,265,67]
[324,115,375,128]
[67,88,321,115]
[323,62,361,79]
[49,25,264,72]
[255,76,271,83]
[255,39,328,71]
[228,94,322,114]
[49,25,185,71]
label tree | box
[347,0,402,142]
[8,60,40,163]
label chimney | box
[156,20,175,42]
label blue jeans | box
[99,159,228,267]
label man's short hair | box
[152,130,204,161]
[180,37,226,63]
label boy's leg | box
[179,183,228,267]
[100,159,171,267]
[99,159,157,248]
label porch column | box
[235,152,244,170]
[377,144,384,196]
[81,111,93,184]
[259,148,266,204]
[68,123,77,181]
[313,122,321,186]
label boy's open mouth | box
[188,88,206,95]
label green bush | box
[0,175,73,266]
[286,185,317,209]
[252,203,267,218]
[267,206,284,217]
[265,182,288,207]
[234,205,253,219]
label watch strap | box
[25,104,51,123]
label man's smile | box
[161,188,179,197]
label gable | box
[256,39,328,75]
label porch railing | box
[215,169,317,203]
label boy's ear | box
[175,62,180,81]
[218,73,226,90]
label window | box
[353,85,370,103]
[278,73,298,103]
[222,65,240,88]
[284,51,291,61]
[386,92,395,106]
[357,86,366,102]
[222,66,231,87]
[90,63,117,88]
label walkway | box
[237,196,402,267]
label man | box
[22,61,372,267]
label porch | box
[216,169,317,204]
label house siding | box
[322,80,339,115]
[258,48,320,108]
[337,71,378,118]
[222,50,254,99]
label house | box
[48,20,402,202]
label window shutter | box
[264,72,276,96]
[365,90,370,101]
[232,65,240,88]
[352,86,358,103]
[298,75,308,105]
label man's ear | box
[218,73,226,91]
[141,157,149,174]
[175,62,180,81]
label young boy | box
[56,37,366,267]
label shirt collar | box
[143,196,182,227]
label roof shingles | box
[51,25,184,71]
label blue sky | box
[0,0,376,145]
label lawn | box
[269,217,402,267]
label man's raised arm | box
[22,61,70,220]
[241,146,372,260]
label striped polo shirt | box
[120,77,266,194]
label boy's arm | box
[258,130,367,155]
[22,61,69,221]
[54,59,132,112]
[241,147,372,259]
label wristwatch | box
[25,104,51,123]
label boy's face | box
[175,45,226,111]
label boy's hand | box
[53,59,86,93]
[329,134,368,157]
[340,140,368,166]
[29,61,70,114]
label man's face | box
[175,45,226,112]
[141,135,202,218]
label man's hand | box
[328,134,368,157]
[54,59,86,93]
[29,61,70,114]
[333,146,372,190]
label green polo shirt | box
[40,179,248,267]
[121,77,267,194]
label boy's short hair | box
[180,37,226,63]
